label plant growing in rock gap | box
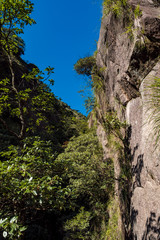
[103,0,142,41]
[74,56,96,113]
[103,111,126,143]
[103,0,128,17]
[144,76,160,148]
[74,56,96,77]
[74,56,105,112]
[134,4,142,19]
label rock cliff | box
[95,0,160,239]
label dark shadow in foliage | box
[142,212,160,240]
[23,211,64,240]
[0,122,18,151]
[24,225,49,240]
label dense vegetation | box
[0,1,115,239]
[0,131,114,239]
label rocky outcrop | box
[95,1,160,239]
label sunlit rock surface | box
[96,0,160,238]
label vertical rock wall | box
[95,1,160,239]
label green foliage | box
[103,0,141,42]
[0,0,35,54]
[102,110,131,234]
[0,23,87,145]
[124,5,142,40]
[67,113,88,136]
[1,28,25,56]
[0,65,56,139]
[0,25,82,144]
[0,137,69,239]
[84,96,95,113]
[74,56,104,112]
[55,131,114,239]
[94,50,98,58]
[105,199,123,240]
[74,56,95,112]
[0,130,114,239]
[74,56,96,77]
[134,5,142,18]
[103,111,126,142]
[0,216,27,240]
[0,0,44,140]
[103,0,127,17]
[64,207,92,239]
[92,66,105,93]
[125,22,134,39]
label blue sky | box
[22,0,103,115]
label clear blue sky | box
[22,0,103,115]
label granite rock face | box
[96,1,160,239]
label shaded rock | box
[144,17,160,42]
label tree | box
[74,56,96,113]
[0,137,68,239]
[0,0,56,140]
[74,56,96,77]
[0,0,35,139]
[0,0,35,49]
